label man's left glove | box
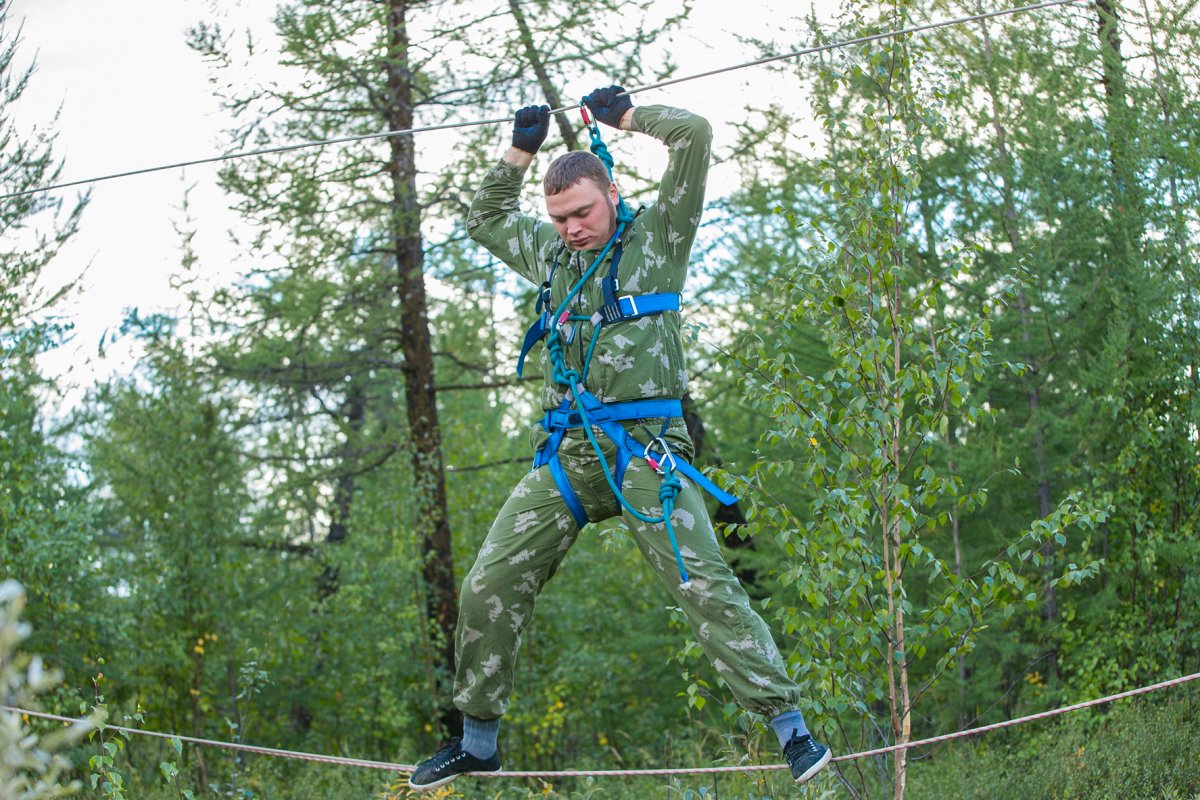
[512,104,551,154]
[583,85,633,130]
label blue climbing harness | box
[519,101,738,588]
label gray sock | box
[769,709,811,749]
[462,715,500,759]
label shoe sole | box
[794,748,832,785]
[407,772,458,793]
[409,768,500,793]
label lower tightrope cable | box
[4,670,1197,778]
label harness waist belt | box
[544,397,681,430]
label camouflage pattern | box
[453,433,801,720]
[455,104,801,721]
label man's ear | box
[608,181,619,205]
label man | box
[409,86,831,792]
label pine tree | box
[0,0,98,678]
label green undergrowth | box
[908,683,1200,799]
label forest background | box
[2,0,1198,798]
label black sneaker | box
[408,737,501,792]
[783,730,831,785]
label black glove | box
[512,104,550,154]
[583,85,633,130]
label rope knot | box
[659,473,682,504]
[546,336,579,386]
[588,131,615,172]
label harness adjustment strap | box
[598,292,681,325]
[548,453,590,529]
[517,313,549,377]
[602,240,625,310]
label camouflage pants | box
[452,423,801,721]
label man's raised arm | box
[465,105,557,286]
[583,86,713,263]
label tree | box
[706,2,1105,795]
[924,0,1200,706]
[0,0,100,680]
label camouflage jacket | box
[466,104,712,418]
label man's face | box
[545,179,619,251]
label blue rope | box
[659,471,688,583]
[568,389,690,586]
[583,109,635,225]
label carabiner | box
[644,436,677,475]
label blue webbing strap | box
[548,452,589,529]
[531,419,589,528]
[598,293,680,324]
[548,397,681,428]
[618,293,679,316]
[517,314,547,377]
[602,240,624,309]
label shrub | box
[909,684,1200,799]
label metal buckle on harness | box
[618,295,639,316]
[644,436,677,475]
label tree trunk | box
[1095,0,1140,220]
[385,0,460,736]
[319,381,367,602]
[1093,0,1146,307]
[888,281,911,800]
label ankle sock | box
[462,715,500,759]
[769,709,811,749]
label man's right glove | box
[582,85,633,130]
[512,104,550,154]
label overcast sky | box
[10,0,831,404]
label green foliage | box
[703,1,1121,795]
[0,0,86,330]
[909,686,1200,799]
[0,0,105,715]
[0,581,86,799]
